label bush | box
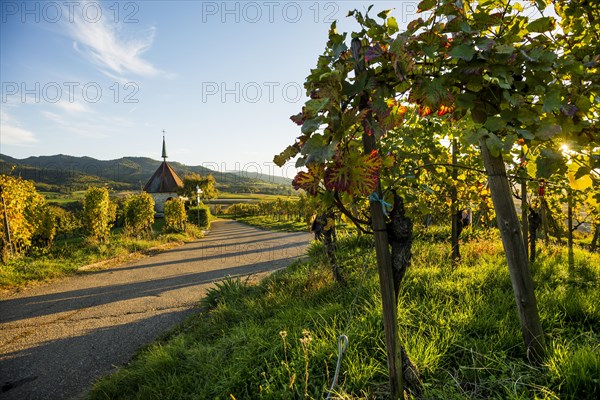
[53,206,82,238]
[83,187,116,242]
[113,197,127,228]
[226,203,260,217]
[32,206,57,247]
[123,193,155,237]
[0,175,50,254]
[188,205,211,229]
[164,199,186,232]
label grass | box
[224,215,311,233]
[88,233,600,399]
[226,214,355,235]
[215,193,299,201]
[40,190,86,206]
[0,220,203,290]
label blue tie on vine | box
[368,192,392,217]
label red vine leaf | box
[365,45,383,62]
[290,112,304,126]
[419,105,432,117]
[381,99,408,130]
[324,151,382,196]
[292,164,324,195]
[437,104,455,116]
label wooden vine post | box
[479,138,546,363]
[567,188,574,269]
[0,185,14,259]
[451,139,460,261]
[539,181,549,245]
[352,38,403,399]
[521,176,529,263]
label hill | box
[0,154,293,195]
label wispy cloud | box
[41,110,132,139]
[0,110,37,146]
[66,1,161,80]
[55,100,90,113]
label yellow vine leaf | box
[567,171,593,191]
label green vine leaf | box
[450,43,476,61]
[536,123,562,140]
[526,17,555,33]
[417,0,436,13]
[542,89,562,113]
[485,133,503,158]
[484,116,506,132]
[495,44,515,54]
[301,117,322,135]
[301,134,337,165]
[273,145,299,167]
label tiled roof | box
[143,161,184,193]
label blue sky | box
[1,1,416,179]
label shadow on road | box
[88,240,306,276]
[0,220,312,400]
[0,254,300,324]
[0,309,193,400]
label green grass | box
[40,190,85,205]
[227,214,354,234]
[88,234,600,399]
[0,220,203,290]
[214,193,299,201]
[226,215,311,232]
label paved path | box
[0,220,312,400]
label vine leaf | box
[365,45,384,62]
[290,113,304,126]
[273,145,299,167]
[450,43,476,61]
[301,134,337,165]
[292,164,325,195]
[417,0,436,13]
[484,116,505,132]
[526,17,555,33]
[437,104,455,116]
[542,89,562,113]
[568,169,593,191]
[536,123,562,140]
[301,117,322,135]
[324,151,382,196]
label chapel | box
[143,133,184,214]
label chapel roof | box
[143,133,184,193]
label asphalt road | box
[0,220,312,400]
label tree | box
[164,198,187,232]
[52,205,82,239]
[374,0,559,364]
[276,1,600,389]
[83,186,116,242]
[274,15,421,398]
[31,206,57,248]
[179,173,218,201]
[123,192,155,237]
[0,175,49,254]
[551,0,600,259]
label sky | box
[0,0,417,180]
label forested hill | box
[0,154,293,194]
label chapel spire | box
[143,131,183,194]
[161,129,167,161]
